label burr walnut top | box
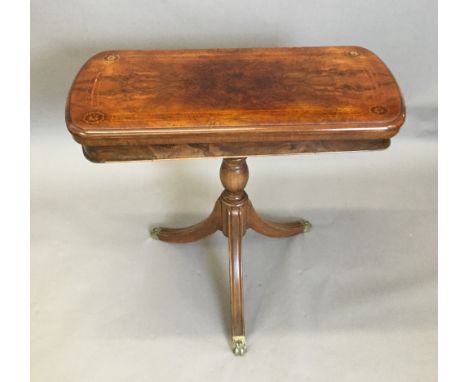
[66,46,405,146]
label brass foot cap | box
[232,336,247,356]
[150,227,162,240]
[302,220,312,233]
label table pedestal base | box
[150,158,310,355]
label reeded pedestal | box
[66,47,405,356]
[150,158,310,355]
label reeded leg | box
[219,158,249,355]
[226,206,246,355]
[151,200,221,243]
[247,201,311,237]
[151,157,311,355]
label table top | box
[66,46,405,146]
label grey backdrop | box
[31,0,437,139]
[31,1,437,381]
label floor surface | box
[31,130,437,381]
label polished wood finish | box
[248,202,307,238]
[152,200,221,243]
[66,46,405,150]
[65,46,406,355]
[152,158,309,351]
[82,139,390,162]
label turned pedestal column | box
[151,158,310,355]
[66,47,405,356]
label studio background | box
[31,1,437,381]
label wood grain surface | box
[64,47,406,354]
[152,158,309,352]
[82,139,390,162]
[66,46,405,147]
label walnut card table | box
[66,46,405,355]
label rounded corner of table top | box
[64,105,89,144]
[65,46,406,146]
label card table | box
[66,46,405,355]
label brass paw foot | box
[232,336,247,356]
[302,220,312,233]
[150,227,162,240]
